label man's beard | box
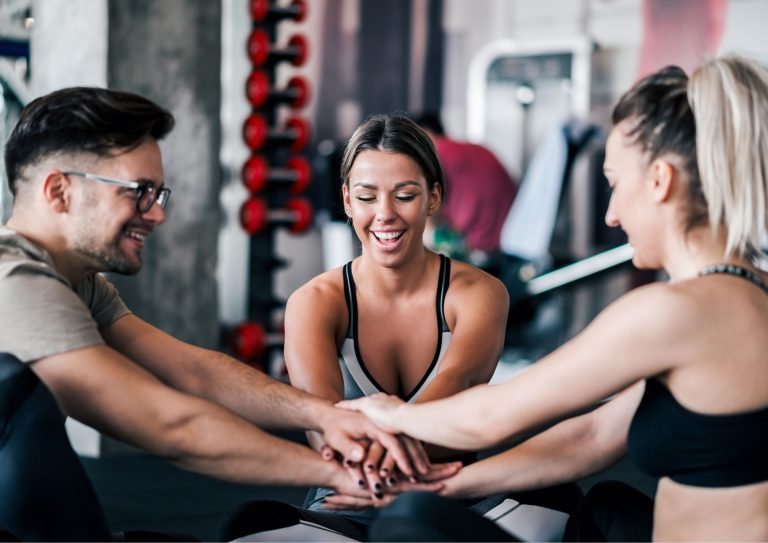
[74,239,142,275]
[73,192,143,275]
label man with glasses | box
[0,87,444,501]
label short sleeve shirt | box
[0,226,131,362]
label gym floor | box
[81,442,309,541]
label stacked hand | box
[317,400,460,508]
[336,393,406,433]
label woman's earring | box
[345,207,352,218]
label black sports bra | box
[627,264,768,487]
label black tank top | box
[627,264,768,487]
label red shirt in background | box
[433,137,517,252]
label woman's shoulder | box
[591,278,722,345]
[448,257,507,291]
[444,257,509,309]
[287,266,346,309]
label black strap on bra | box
[342,255,451,337]
[436,254,451,333]
[698,263,768,295]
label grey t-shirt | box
[0,226,131,362]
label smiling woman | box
[225,113,518,539]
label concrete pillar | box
[29,0,222,456]
[106,0,222,349]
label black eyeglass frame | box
[63,171,171,213]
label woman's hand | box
[323,435,434,495]
[321,461,463,510]
[336,393,406,433]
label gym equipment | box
[240,197,313,234]
[248,29,308,67]
[233,322,284,360]
[246,71,310,109]
[250,0,307,23]
[243,114,310,152]
[236,0,313,369]
[242,155,311,194]
[525,243,634,298]
[500,243,634,338]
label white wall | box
[719,0,768,62]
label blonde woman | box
[341,56,768,542]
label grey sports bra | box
[337,254,453,402]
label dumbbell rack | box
[233,0,311,369]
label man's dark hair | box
[412,111,445,136]
[4,86,175,195]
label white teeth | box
[373,231,404,240]
[126,230,146,241]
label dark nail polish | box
[374,482,382,491]
[358,480,366,488]
[374,492,383,499]
[345,459,354,467]
[387,476,396,486]
[365,464,375,472]
[380,467,389,475]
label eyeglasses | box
[63,171,171,214]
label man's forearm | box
[134,389,342,488]
[182,348,333,431]
[104,317,331,432]
[169,407,339,487]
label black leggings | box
[0,354,112,542]
[369,492,517,542]
[0,354,198,543]
[571,481,654,542]
[218,483,583,541]
[367,482,651,542]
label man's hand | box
[316,406,429,479]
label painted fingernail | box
[387,476,396,486]
[374,492,383,499]
[345,459,354,467]
[358,480,366,488]
[365,464,375,472]
[380,467,389,475]
[374,482,382,491]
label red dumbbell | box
[243,114,310,152]
[248,29,308,67]
[242,155,311,194]
[233,322,284,360]
[240,197,314,234]
[250,0,307,23]
[246,71,310,109]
